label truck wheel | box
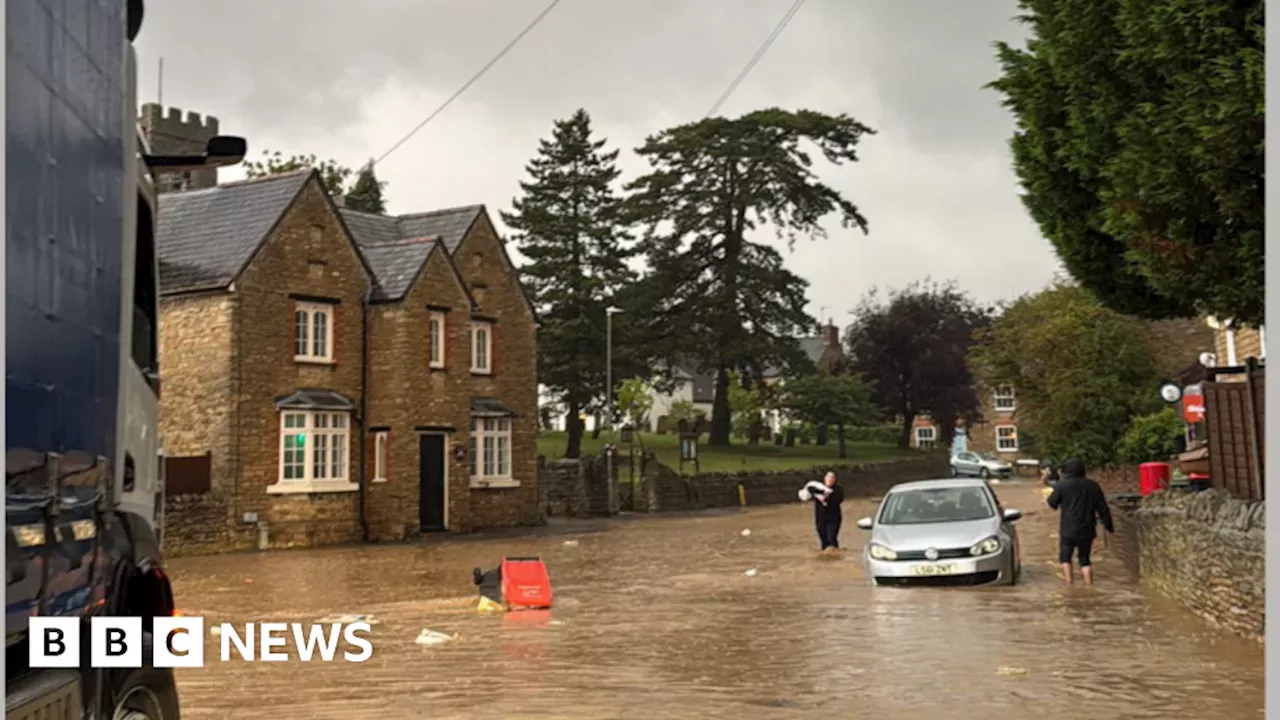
[112,667,180,720]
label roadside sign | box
[1159,382,1182,404]
[1182,387,1205,424]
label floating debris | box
[996,666,1029,676]
[562,539,580,547]
[316,613,380,625]
[477,597,505,613]
[741,529,752,537]
[415,629,456,646]
[744,568,759,577]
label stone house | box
[155,169,539,552]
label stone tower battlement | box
[138,103,223,193]
[139,103,220,137]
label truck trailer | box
[6,1,244,717]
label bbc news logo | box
[30,617,373,668]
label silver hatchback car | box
[855,478,1022,587]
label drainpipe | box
[357,287,372,542]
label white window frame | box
[428,312,446,369]
[993,385,1016,413]
[469,416,517,488]
[268,410,357,494]
[471,322,492,375]
[294,302,335,364]
[995,424,1019,453]
[915,425,936,450]
[372,431,388,483]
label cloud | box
[135,0,1058,319]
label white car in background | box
[856,478,1022,587]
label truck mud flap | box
[5,668,83,720]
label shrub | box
[1116,408,1185,465]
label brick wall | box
[1094,465,1141,495]
[635,455,950,513]
[1136,489,1264,641]
[456,214,541,529]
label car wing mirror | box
[1003,509,1022,522]
[856,517,873,530]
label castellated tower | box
[138,103,221,193]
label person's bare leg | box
[1081,565,1094,586]
[1060,562,1073,585]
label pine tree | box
[625,108,875,446]
[500,109,635,458]
[345,161,387,214]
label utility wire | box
[705,0,806,118]
[373,0,563,168]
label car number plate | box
[910,563,956,576]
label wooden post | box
[738,484,746,509]
[1243,357,1264,501]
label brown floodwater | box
[166,483,1264,719]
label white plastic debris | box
[317,613,379,625]
[563,539,580,547]
[740,529,752,537]
[744,568,758,577]
[415,629,456,646]
[996,666,1028,676]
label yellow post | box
[738,484,747,508]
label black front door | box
[418,434,446,532]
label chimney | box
[822,318,838,348]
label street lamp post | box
[606,306,623,484]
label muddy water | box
[168,483,1263,719]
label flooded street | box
[168,482,1264,719]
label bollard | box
[738,484,747,508]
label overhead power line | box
[705,0,807,119]
[706,0,803,117]
[373,0,563,168]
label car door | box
[954,452,976,476]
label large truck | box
[6,1,244,717]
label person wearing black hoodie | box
[1046,458,1114,585]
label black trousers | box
[816,514,842,550]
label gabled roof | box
[338,206,483,303]
[157,170,312,295]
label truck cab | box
[5,1,244,717]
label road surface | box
[167,482,1263,719]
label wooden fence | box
[1204,360,1265,501]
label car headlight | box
[970,536,1001,556]
[869,543,897,561]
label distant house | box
[155,166,539,553]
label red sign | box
[1182,390,1205,424]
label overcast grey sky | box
[135,0,1060,324]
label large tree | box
[782,373,878,459]
[846,281,990,449]
[345,161,387,214]
[625,108,875,446]
[500,109,635,458]
[990,0,1264,325]
[968,282,1163,469]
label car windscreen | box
[878,487,995,525]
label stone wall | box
[540,456,617,518]
[635,455,950,513]
[1136,490,1264,641]
[161,493,232,556]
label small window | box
[471,322,492,374]
[428,312,446,369]
[995,425,1018,453]
[373,431,388,482]
[914,426,936,450]
[294,302,335,363]
[993,385,1016,412]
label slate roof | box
[156,170,311,295]
[338,205,484,301]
